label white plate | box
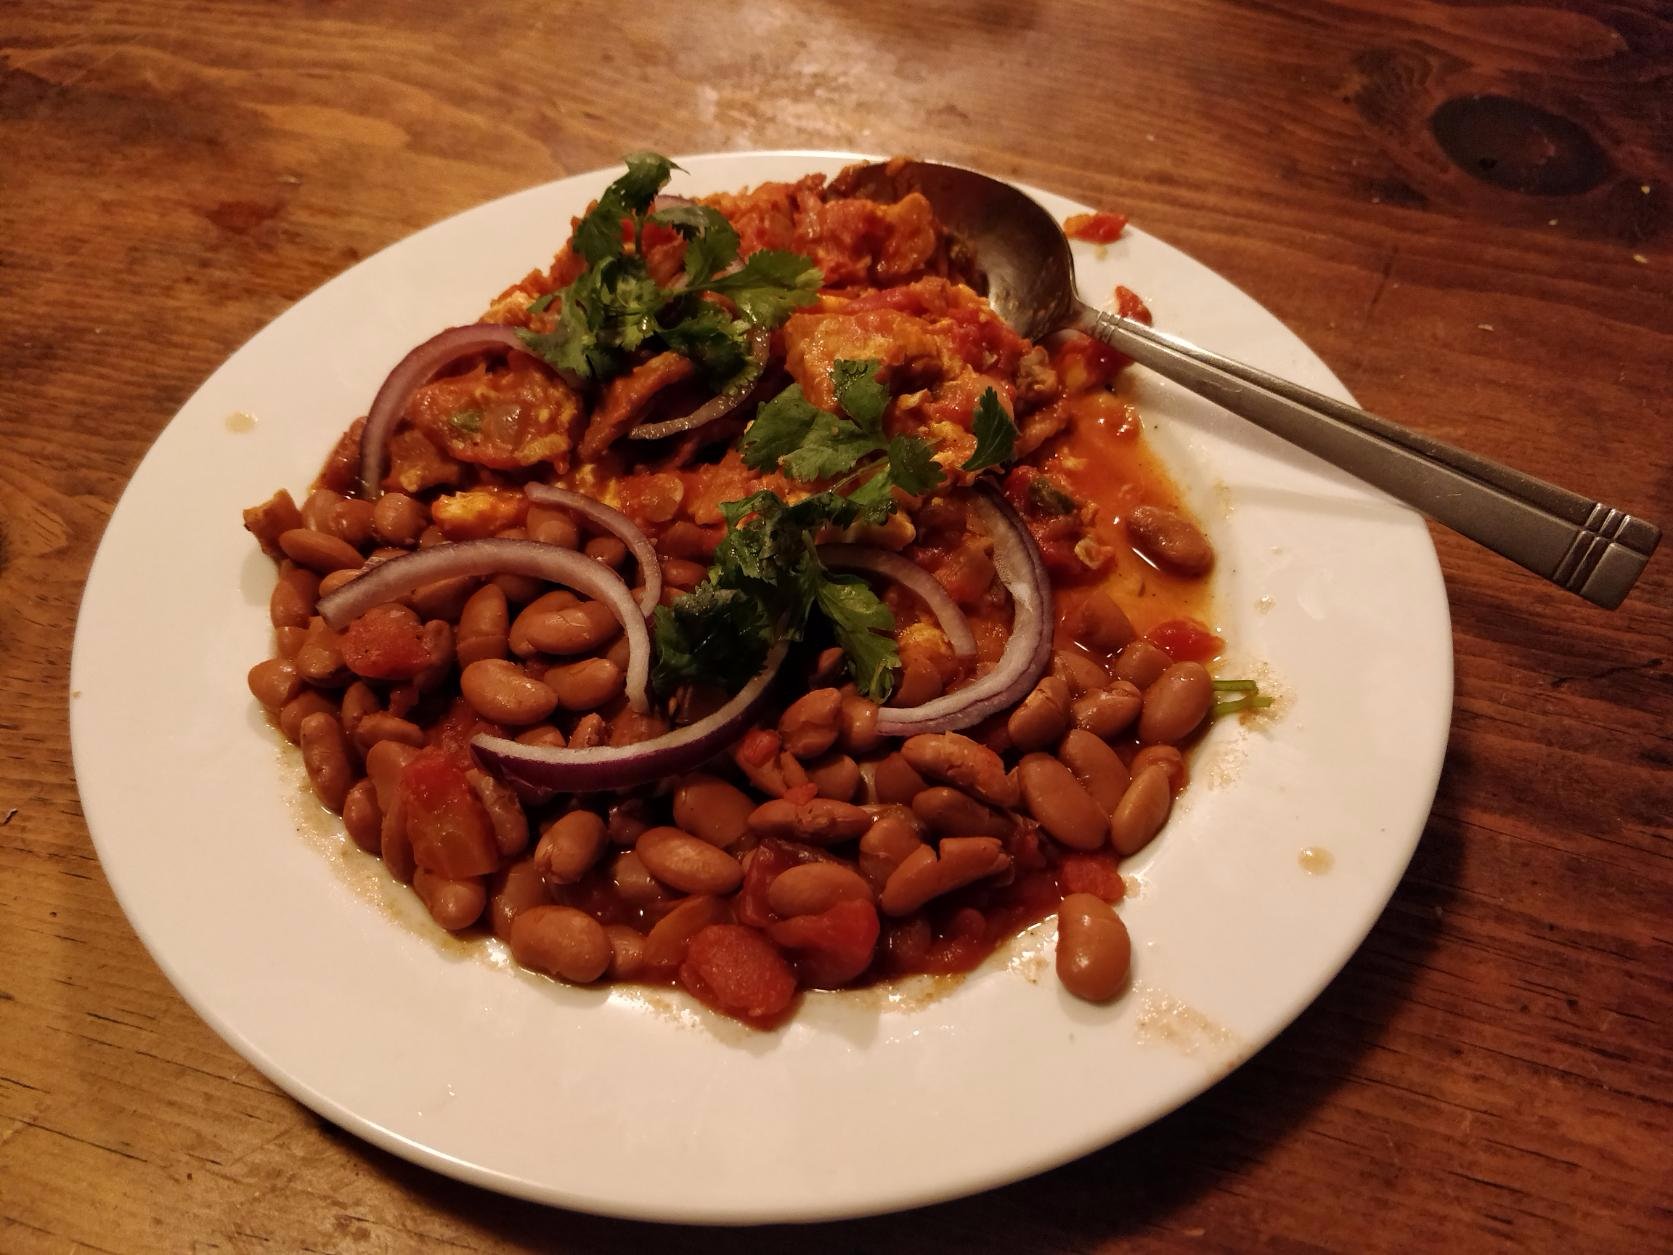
[71,151,1451,1224]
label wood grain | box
[2,1,1668,1249]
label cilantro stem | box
[1212,694,1274,718]
[1212,679,1259,693]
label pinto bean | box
[274,625,308,659]
[488,859,548,941]
[364,739,420,810]
[294,620,348,687]
[277,690,335,743]
[1072,681,1144,739]
[515,724,567,749]
[337,680,380,737]
[269,563,320,629]
[466,769,529,857]
[767,862,872,917]
[1057,729,1130,812]
[606,799,652,848]
[839,693,882,754]
[911,787,1012,838]
[671,775,755,849]
[535,810,608,886]
[901,733,1020,808]
[352,711,425,756]
[380,794,416,883]
[869,752,928,805]
[609,849,671,907]
[659,557,708,590]
[1129,745,1188,794]
[747,798,872,845]
[460,659,559,725]
[891,656,943,707]
[458,583,509,640]
[247,658,300,709]
[1055,893,1132,1001]
[298,712,354,812]
[413,868,487,931]
[372,491,427,547]
[1137,662,1214,745]
[1018,754,1108,851]
[568,712,608,750]
[341,778,383,854]
[1052,649,1110,695]
[1006,674,1072,752]
[510,906,611,983]
[1110,765,1173,856]
[1127,504,1214,576]
[808,646,846,688]
[1113,640,1171,689]
[544,658,623,712]
[512,599,619,656]
[779,688,843,758]
[316,567,361,599]
[636,827,744,895]
[278,528,363,574]
[327,498,376,548]
[657,520,717,561]
[408,574,478,623]
[858,808,927,891]
[1065,590,1136,653]
[880,837,1010,916]
[300,488,344,533]
[584,535,629,569]
[641,895,728,970]
[805,753,861,802]
[604,925,649,980]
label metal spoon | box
[840,160,1660,609]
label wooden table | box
[3,1,1668,1249]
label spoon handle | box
[1078,304,1660,609]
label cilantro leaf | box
[657,301,750,386]
[447,408,483,435]
[651,203,740,286]
[831,358,888,432]
[780,411,882,482]
[815,575,899,700]
[739,383,827,471]
[525,290,560,316]
[573,151,677,265]
[961,387,1019,471]
[651,583,774,693]
[886,435,947,495]
[702,250,822,326]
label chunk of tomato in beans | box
[735,838,820,929]
[1057,852,1126,902]
[340,605,433,680]
[1063,211,1127,244]
[399,749,500,878]
[768,898,880,988]
[679,924,798,1026]
[1147,617,1223,663]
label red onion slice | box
[818,543,977,660]
[874,488,1052,736]
[357,324,532,500]
[471,642,788,793]
[628,328,769,441]
[315,538,650,712]
[523,484,661,617]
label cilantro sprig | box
[740,358,946,522]
[518,152,821,387]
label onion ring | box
[315,538,650,712]
[471,642,788,793]
[628,328,770,441]
[874,488,1052,735]
[523,484,661,617]
[357,324,533,501]
[818,543,976,659]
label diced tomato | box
[768,899,880,988]
[399,749,500,878]
[783,782,819,806]
[1114,284,1152,324]
[1148,617,1224,662]
[425,697,506,768]
[735,839,821,929]
[1058,852,1126,902]
[1064,211,1127,244]
[679,924,798,1026]
[339,604,433,681]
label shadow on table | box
[331,817,1463,1252]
